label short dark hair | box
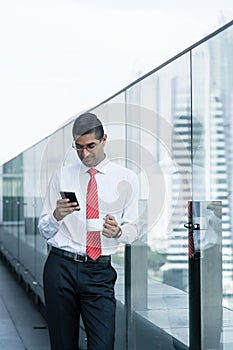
[72,112,104,140]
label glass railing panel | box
[192,24,233,349]
[92,95,127,166]
[40,128,65,199]
[125,52,191,348]
[1,154,24,261]
[63,120,77,166]
[34,139,49,296]
[19,147,36,277]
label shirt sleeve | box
[115,171,139,244]
[38,169,63,240]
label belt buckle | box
[73,254,87,263]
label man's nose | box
[82,148,90,156]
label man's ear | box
[102,134,107,145]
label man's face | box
[73,132,107,167]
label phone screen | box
[60,191,80,210]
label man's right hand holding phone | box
[54,195,80,221]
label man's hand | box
[53,199,80,221]
[102,214,121,238]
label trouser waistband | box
[50,246,111,263]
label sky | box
[0,0,233,165]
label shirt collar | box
[80,155,110,174]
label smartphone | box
[60,191,80,210]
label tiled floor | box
[0,260,50,350]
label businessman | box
[38,112,139,349]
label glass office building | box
[1,20,233,350]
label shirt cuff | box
[50,213,63,228]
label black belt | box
[50,246,111,264]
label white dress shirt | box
[38,157,139,255]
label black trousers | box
[43,251,117,350]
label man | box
[38,112,139,350]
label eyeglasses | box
[72,140,102,152]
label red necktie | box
[86,168,102,260]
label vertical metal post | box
[186,201,201,350]
[186,200,222,350]
[125,242,148,350]
[200,201,222,349]
[125,244,132,350]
